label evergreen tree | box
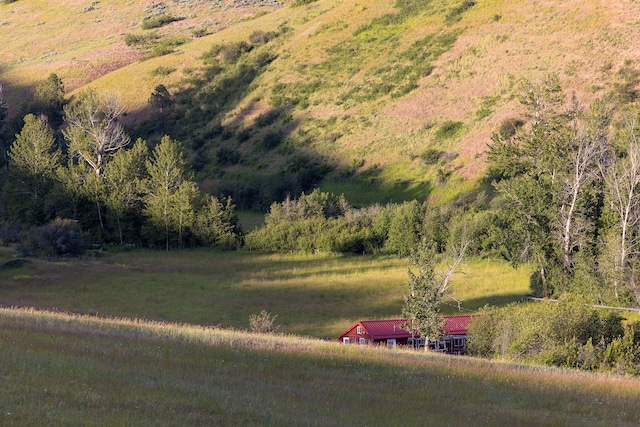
[148,84,174,133]
[33,73,66,128]
[193,195,240,249]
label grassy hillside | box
[3,0,640,207]
[0,248,529,337]
[2,307,639,426]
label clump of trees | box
[467,299,640,376]
[487,73,640,306]
[0,82,241,253]
[245,190,462,255]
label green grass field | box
[2,250,640,426]
[0,249,529,337]
[1,307,639,426]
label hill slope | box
[2,0,640,206]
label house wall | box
[340,324,372,345]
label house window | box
[387,338,396,348]
[453,337,465,347]
[343,337,350,344]
[357,325,363,334]
[359,337,366,345]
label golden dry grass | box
[3,0,640,199]
[1,306,640,426]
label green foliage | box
[142,14,179,30]
[467,298,633,373]
[143,37,188,59]
[486,79,616,301]
[291,0,318,6]
[246,190,381,253]
[6,114,62,224]
[402,241,446,341]
[420,148,443,165]
[221,41,252,63]
[383,200,426,256]
[445,0,476,25]
[103,139,148,245]
[249,30,279,45]
[192,196,241,250]
[151,66,176,76]
[434,121,464,140]
[32,73,66,127]
[124,32,157,47]
[611,62,640,105]
[143,136,192,250]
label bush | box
[249,30,279,45]
[221,41,252,63]
[434,121,464,140]
[0,221,22,245]
[496,118,524,140]
[291,0,318,6]
[420,148,443,165]
[468,299,632,373]
[19,218,87,257]
[142,14,178,30]
[249,310,279,333]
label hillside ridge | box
[2,0,640,205]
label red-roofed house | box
[338,319,412,347]
[337,315,477,354]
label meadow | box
[0,248,529,337]
[1,307,639,426]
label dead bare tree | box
[605,112,640,303]
[63,89,130,176]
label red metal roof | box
[360,319,412,340]
[441,315,475,336]
[337,315,477,340]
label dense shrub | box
[142,14,178,30]
[249,30,279,44]
[291,0,318,6]
[221,41,252,63]
[467,299,638,373]
[18,218,87,257]
[0,221,22,245]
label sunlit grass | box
[0,249,530,338]
[1,307,639,426]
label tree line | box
[487,74,640,308]
[0,77,240,253]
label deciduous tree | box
[6,114,62,223]
[402,239,468,347]
[104,138,148,244]
[144,135,193,250]
[63,89,130,176]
